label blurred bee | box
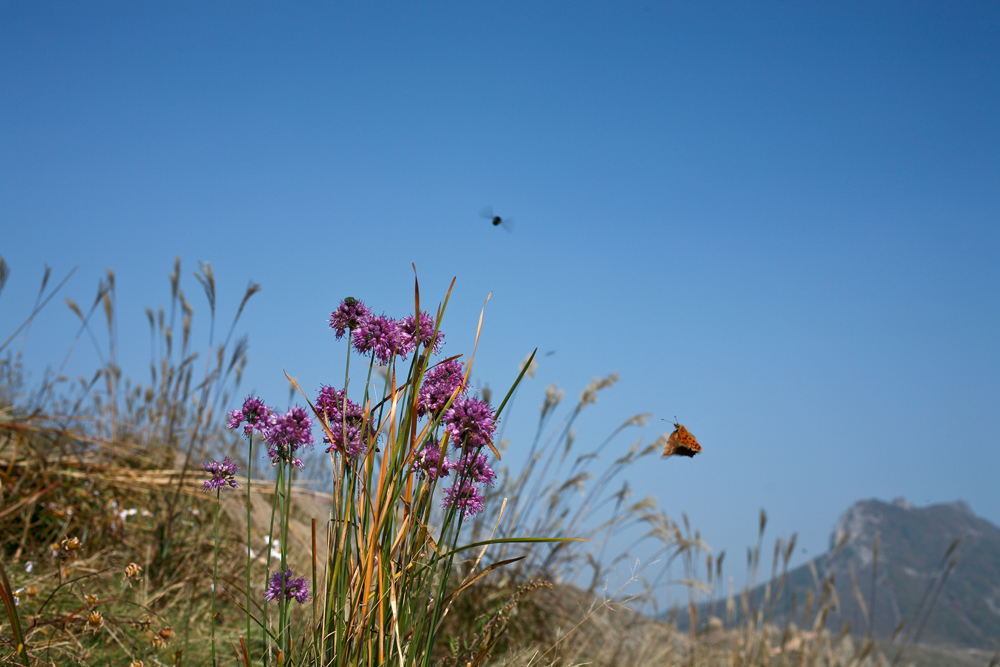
[480,206,514,232]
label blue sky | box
[2,1,998,597]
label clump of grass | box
[4,255,974,667]
[0,256,258,666]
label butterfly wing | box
[662,423,702,457]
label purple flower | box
[416,438,450,482]
[399,311,444,356]
[417,360,466,418]
[263,407,314,467]
[227,396,272,438]
[203,455,240,492]
[442,480,486,520]
[316,386,364,423]
[329,297,371,340]
[264,569,310,604]
[316,386,375,457]
[352,314,403,365]
[449,451,496,486]
[444,397,497,451]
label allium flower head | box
[264,407,314,467]
[329,297,371,340]
[316,386,375,457]
[417,359,466,418]
[227,396,272,438]
[203,455,240,492]
[400,311,444,356]
[450,451,496,486]
[352,313,403,364]
[416,438,450,482]
[442,480,486,520]
[264,569,310,604]
[444,397,497,451]
[316,386,364,423]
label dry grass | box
[2,257,995,667]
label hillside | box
[707,498,1000,652]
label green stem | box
[212,488,220,667]
[246,435,253,664]
[281,461,293,663]
[264,462,283,666]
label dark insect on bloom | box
[203,455,240,491]
[264,569,310,603]
[329,297,371,340]
[662,422,702,458]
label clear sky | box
[2,1,998,594]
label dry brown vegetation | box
[1,258,996,667]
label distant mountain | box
[690,499,1000,651]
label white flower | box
[24,561,34,573]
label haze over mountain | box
[687,498,1000,652]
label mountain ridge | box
[685,498,1000,651]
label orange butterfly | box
[662,422,702,458]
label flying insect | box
[480,206,514,232]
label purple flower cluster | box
[417,360,466,418]
[203,455,240,492]
[442,480,486,520]
[316,386,375,458]
[449,451,497,486]
[328,297,371,340]
[416,438,450,482]
[264,569,310,604]
[263,406,314,468]
[444,397,497,451]
[330,297,446,365]
[400,311,444,355]
[352,314,405,365]
[427,387,499,521]
[227,396,272,439]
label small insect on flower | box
[123,562,143,585]
[480,206,514,232]
[662,421,702,458]
[87,609,104,631]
